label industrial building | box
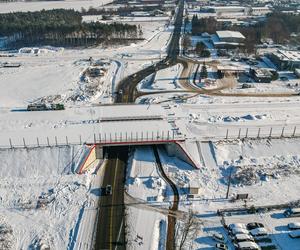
[212,30,245,49]
[268,50,300,70]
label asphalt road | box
[115,0,185,104]
[95,1,185,249]
[95,146,128,250]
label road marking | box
[110,156,119,250]
[115,218,124,250]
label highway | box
[95,1,185,249]
[94,146,128,250]
[115,0,185,103]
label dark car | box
[215,243,228,250]
[105,185,112,195]
[247,222,264,230]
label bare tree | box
[175,210,202,250]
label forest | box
[0,9,140,47]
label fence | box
[0,130,185,150]
[205,125,300,141]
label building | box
[268,50,300,70]
[295,68,300,78]
[250,68,273,83]
[217,65,246,77]
[212,30,245,49]
[250,6,271,16]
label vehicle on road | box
[106,185,112,195]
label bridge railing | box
[0,130,185,149]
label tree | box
[175,210,202,249]
[195,42,210,58]
[200,63,208,79]
[195,42,205,55]
[182,35,191,54]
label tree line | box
[0,9,140,47]
[81,5,167,16]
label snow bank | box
[0,145,94,249]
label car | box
[234,241,260,250]
[105,185,112,195]
[284,208,300,217]
[288,229,300,238]
[231,228,249,236]
[234,233,254,243]
[288,222,300,230]
[280,76,289,81]
[247,222,264,230]
[215,243,228,250]
[228,223,246,231]
[213,232,225,243]
[249,228,268,237]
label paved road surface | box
[95,146,128,250]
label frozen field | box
[0,0,111,13]
[0,145,100,249]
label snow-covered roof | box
[273,50,300,62]
[216,30,245,40]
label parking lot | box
[196,209,300,250]
[222,209,300,249]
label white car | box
[288,222,300,230]
[231,228,249,236]
[234,233,254,243]
[234,241,260,250]
[213,232,225,243]
[249,228,268,237]
[228,223,246,231]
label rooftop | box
[216,30,245,40]
[273,50,300,62]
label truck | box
[27,103,64,111]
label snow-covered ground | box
[0,145,101,249]
[0,17,172,108]
[125,147,169,249]
[0,0,111,13]
[138,63,183,92]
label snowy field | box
[0,0,111,13]
[0,18,171,107]
[0,145,101,249]
[0,51,118,107]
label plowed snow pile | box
[214,138,300,186]
[0,145,93,249]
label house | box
[268,50,300,70]
[212,30,245,49]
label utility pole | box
[226,167,233,199]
